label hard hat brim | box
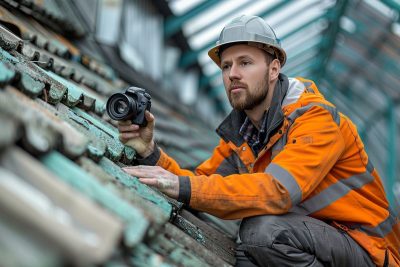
[208,41,287,68]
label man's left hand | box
[122,165,179,199]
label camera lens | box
[106,93,137,120]
[115,100,128,114]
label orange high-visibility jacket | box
[151,75,399,266]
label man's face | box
[220,44,270,110]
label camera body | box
[106,87,152,127]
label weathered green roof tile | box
[0,61,15,85]
[87,142,107,161]
[172,211,236,265]
[47,82,66,104]
[0,215,63,267]
[0,113,20,148]
[18,72,45,97]
[147,223,231,267]
[130,244,175,267]
[54,102,130,162]
[0,24,22,51]
[81,94,96,111]
[22,43,119,96]
[0,48,67,104]
[58,65,74,78]
[79,156,170,228]
[71,107,125,161]
[23,118,60,155]
[21,42,40,61]
[2,147,124,265]
[122,146,136,164]
[72,107,117,137]
[1,23,118,101]
[48,39,69,58]
[1,88,88,158]
[46,70,82,106]
[173,215,206,245]
[81,55,117,81]
[152,243,210,266]
[31,34,48,50]
[71,67,119,96]
[55,103,107,160]
[0,47,18,64]
[98,156,173,218]
[0,88,59,155]
[41,151,149,247]
[36,51,53,69]
[149,231,212,267]
[46,70,106,114]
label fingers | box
[118,123,139,132]
[123,166,159,186]
[118,120,132,126]
[118,121,140,143]
[137,178,158,186]
[119,132,140,143]
[117,112,155,133]
[123,166,179,198]
[122,165,159,177]
[123,165,156,169]
[139,177,175,190]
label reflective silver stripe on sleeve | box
[265,163,302,206]
[291,170,375,215]
[288,102,340,126]
[360,211,399,238]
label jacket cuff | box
[178,176,191,205]
[135,144,161,165]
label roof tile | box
[98,156,173,217]
[1,147,123,265]
[0,61,15,84]
[41,151,149,247]
[0,24,21,51]
[19,72,45,97]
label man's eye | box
[241,61,250,66]
[222,64,230,70]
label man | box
[119,15,399,266]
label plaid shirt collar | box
[239,110,269,152]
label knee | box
[239,214,287,246]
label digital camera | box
[106,87,152,127]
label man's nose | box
[229,64,241,81]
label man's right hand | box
[118,111,155,158]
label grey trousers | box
[235,213,375,267]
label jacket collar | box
[216,73,289,147]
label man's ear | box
[269,59,281,82]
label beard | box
[228,70,270,111]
